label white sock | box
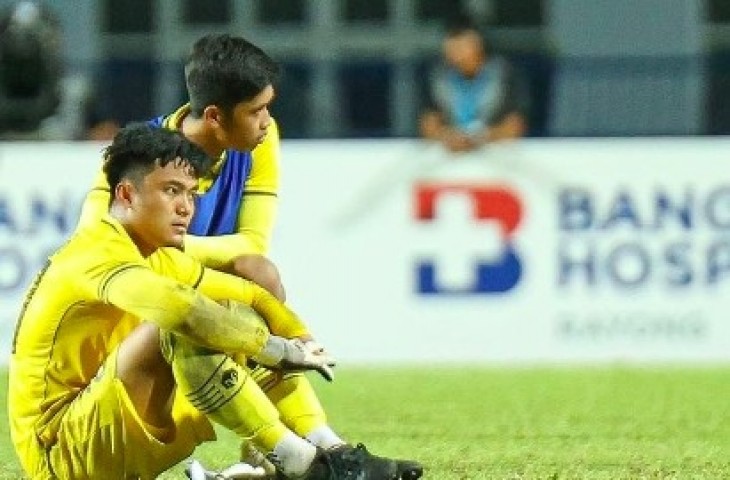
[305,426,346,450]
[271,431,318,477]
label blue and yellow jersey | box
[77,104,281,268]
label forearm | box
[198,267,310,338]
[485,112,527,142]
[420,111,447,140]
[76,188,111,231]
[184,194,278,268]
[177,293,269,354]
[104,266,269,355]
[76,168,112,231]
[249,285,310,338]
[184,233,265,268]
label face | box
[219,84,275,152]
[443,31,485,78]
[118,160,198,255]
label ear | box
[202,105,224,129]
[114,180,135,208]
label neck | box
[180,112,225,160]
[109,204,156,258]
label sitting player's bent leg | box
[252,367,344,449]
[48,323,210,479]
[115,322,177,432]
[161,331,283,444]
[161,331,322,477]
[248,365,424,479]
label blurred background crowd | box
[0,0,728,142]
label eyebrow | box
[163,179,199,192]
[250,91,275,111]
[250,100,271,112]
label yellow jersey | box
[76,104,281,267]
[9,215,307,472]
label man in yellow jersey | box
[9,125,421,479]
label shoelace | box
[267,444,375,479]
[321,444,370,480]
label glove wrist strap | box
[254,336,286,366]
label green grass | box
[3,365,730,479]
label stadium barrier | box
[2,138,730,365]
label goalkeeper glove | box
[254,336,336,381]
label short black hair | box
[443,13,489,55]
[103,123,213,194]
[184,33,280,117]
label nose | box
[261,108,271,130]
[177,195,194,217]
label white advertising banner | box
[1,138,730,364]
[0,142,102,362]
[272,139,730,363]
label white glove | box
[255,336,336,381]
[303,340,326,355]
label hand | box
[255,336,336,381]
[281,338,336,381]
[299,339,335,380]
[302,338,326,355]
[442,130,478,152]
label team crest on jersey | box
[221,368,239,388]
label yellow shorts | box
[44,347,216,480]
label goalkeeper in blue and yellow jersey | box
[9,125,421,479]
[78,33,285,299]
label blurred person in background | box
[419,15,529,152]
[0,0,61,139]
[0,0,119,141]
[83,86,121,141]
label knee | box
[227,254,286,302]
[118,323,168,375]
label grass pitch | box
[2,365,730,479]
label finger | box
[309,350,336,367]
[317,363,335,382]
[279,362,334,382]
